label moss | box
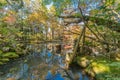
[0,61,3,65]
[91,62,110,74]
[95,61,120,80]
[76,56,120,79]
[108,61,120,74]
[0,50,3,57]
[89,58,120,80]
[3,52,19,58]
[0,58,9,62]
[0,50,3,54]
[77,56,90,68]
[2,46,10,52]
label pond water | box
[0,43,89,80]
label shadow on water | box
[0,43,89,80]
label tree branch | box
[58,15,120,32]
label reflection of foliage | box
[6,0,24,10]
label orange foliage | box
[3,16,16,24]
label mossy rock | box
[0,50,3,54]
[95,62,120,80]
[115,53,120,61]
[0,58,9,62]
[91,62,110,74]
[0,61,4,65]
[116,53,120,57]
[86,61,110,78]
[2,52,19,58]
[109,49,120,61]
[0,50,3,57]
[80,57,110,78]
[77,56,90,68]
[77,55,120,79]
[15,47,23,54]
[2,47,10,52]
[90,61,120,79]
[15,50,22,55]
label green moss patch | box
[3,52,19,58]
[76,56,120,80]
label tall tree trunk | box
[52,28,54,40]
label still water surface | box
[0,43,89,80]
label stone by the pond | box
[2,52,19,58]
[77,57,90,68]
[92,62,110,74]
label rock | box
[2,52,19,58]
[116,57,120,61]
[2,47,10,52]
[91,62,110,74]
[109,49,120,60]
[65,54,70,62]
[115,50,120,61]
[116,53,120,58]
[80,61,89,68]
[87,70,95,77]
[77,57,90,68]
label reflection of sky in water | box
[0,44,89,80]
[45,71,64,80]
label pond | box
[0,43,89,80]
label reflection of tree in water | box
[0,43,89,80]
[29,63,49,80]
[28,62,63,80]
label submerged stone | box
[6,78,16,80]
